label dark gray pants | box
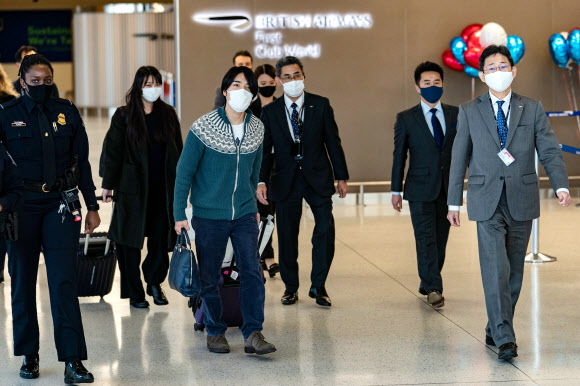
[477,187,532,347]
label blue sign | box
[0,10,72,63]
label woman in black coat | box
[101,66,183,308]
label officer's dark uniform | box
[0,93,98,362]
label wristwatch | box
[87,204,100,212]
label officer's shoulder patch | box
[0,98,22,110]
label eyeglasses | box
[280,73,304,82]
[485,64,511,73]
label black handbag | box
[168,229,200,298]
[0,211,17,240]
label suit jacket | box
[391,103,458,202]
[259,92,349,201]
[448,92,569,222]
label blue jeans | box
[192,213,265,339]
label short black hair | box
[15,45,37,63]
[275,56,304,78]
[19,53,54,79]
[479,45,514,71]
[414,61,444,85]
[254,64,276,79]
[221,66,258,98]
[232,50,253,65]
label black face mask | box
[258,86,276,98]
[24,82,54,105]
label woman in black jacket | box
[101,66,183,308]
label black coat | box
[101,103,183,250]
[391,103,459,202]
[259,92,349,201]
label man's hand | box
[337,180,348,198]
[558,191,572,207]
[257,185,268,205]
[85,211,101,234]
[391,195,402,212]
[257,213,260,223]
[102,189,113,203]
[175,220,190,235]
[447,210,460,227]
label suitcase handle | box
[83,201,114,256]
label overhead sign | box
[193,11,373,59]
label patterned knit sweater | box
[173,107,264,222]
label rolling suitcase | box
[76,202,117,298]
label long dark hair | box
[125,66,175,146]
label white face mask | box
[282,79,305,98]
[227,89,253,112]
[142,86,162,102]
[484,71,514,93]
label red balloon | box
[442,49,465,71]
[466,29,482,48]
[464,47,483,70]
[461,23,483,42]
[570,27,580,34]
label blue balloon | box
[549,33,569,69]
[464,66,479,78]
[567,29,580,64]
[506,35,525,64]
[450,36,467,65]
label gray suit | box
[448,92,569,347]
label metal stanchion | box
[525,152,557,263]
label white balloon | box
[479,22,508,48]
[561,31,569,40]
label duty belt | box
[23,177,68,193]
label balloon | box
[450,36,467,64]
[569,27,580,35]
[461,23,483,42]
[466,29,482,48]
[567,29,580,63]
[479,22,508,48]
[442,49,465,71]
[548,33,569,69]
[506,35,525,64]
[464,47,483,69]
[464,66,480,78]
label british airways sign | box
[192,11,374,59]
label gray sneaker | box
[207,334,230,353]
[244,332,276,355]
[427,290,445,308]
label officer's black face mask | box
[24,82,53,105]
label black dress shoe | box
[130,298,150,308]
[147,284,169,306]
[309,287,332,307]
[268,263,280,278]
[418,286,427,296]
[20,354,39,379]
[485,335,495,346]
[281,290,298,305]
[64,360,94,384]
[498,342,518,360]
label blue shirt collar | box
[420,100,443,117]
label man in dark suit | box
[391,61,458,308]
[258,56,349,307]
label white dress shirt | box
[392,101,446,196]
[448,91,568,211]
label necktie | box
[496,100,507,148]
[430,108,444,148]
[37,105,57,190]
[290,102,300,141]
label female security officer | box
[0,54,100,384]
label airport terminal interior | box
[1,0,580,385]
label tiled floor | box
[0,116,579,385]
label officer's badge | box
[11,121,26,127]
[57,113,66,125]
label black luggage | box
[76,203,117,297]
